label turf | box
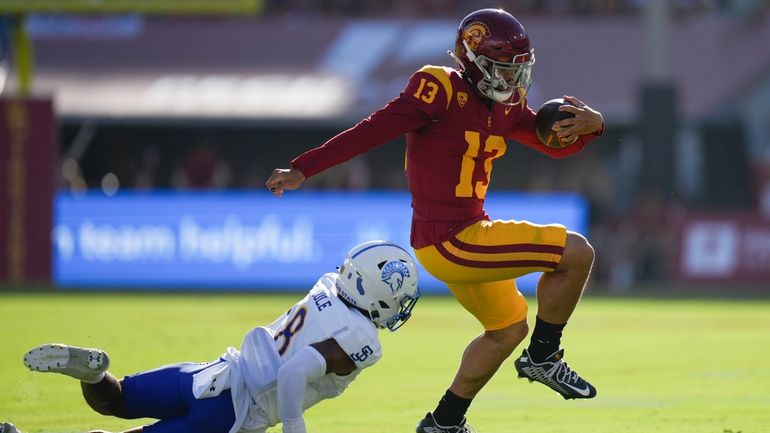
[1,292,769,433]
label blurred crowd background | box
[264,0,770,17]
[2,0,770,292]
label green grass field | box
[1,292,769,433]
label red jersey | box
[292,65,600,248]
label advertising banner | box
[677,215,770,283]
[53,191,588,293]
[0,98,55,283]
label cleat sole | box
[23,343,109,381]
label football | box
[535,98,576,148]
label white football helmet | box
[335,240,421,331]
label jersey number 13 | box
[455,131,506,199]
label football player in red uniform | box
[267,8,604,433]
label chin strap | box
[338,292,377,325]
[463,39,495,83]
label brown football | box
[535,98,576,148]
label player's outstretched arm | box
[266,168,306,197]
[276,346,328,433]
[276,339,357,433]
[552,95,604,144]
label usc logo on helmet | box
[463,22,490,51]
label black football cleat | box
[514,348,597,400]
[416,412,476,433]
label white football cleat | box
[24,343,110,383]
[1,422,23,433]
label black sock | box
[432,390,472,427]
[527,316,566,362]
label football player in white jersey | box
[7,240,420,433]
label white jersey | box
[192,272,382,433]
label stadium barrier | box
[53,191,588,293]
[677,214,770,284]
[0,98,55,284]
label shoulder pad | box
[416,65,454,111]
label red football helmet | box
[450,8,535,106]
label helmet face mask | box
[383,285,419,331]
[451,9,535,106]
[335,241,421,332]
[469,48,534,105]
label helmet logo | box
[381,260,410,294]
[356,275,366,295]
[463,22,490,52]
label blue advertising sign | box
[53,191,587,294]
